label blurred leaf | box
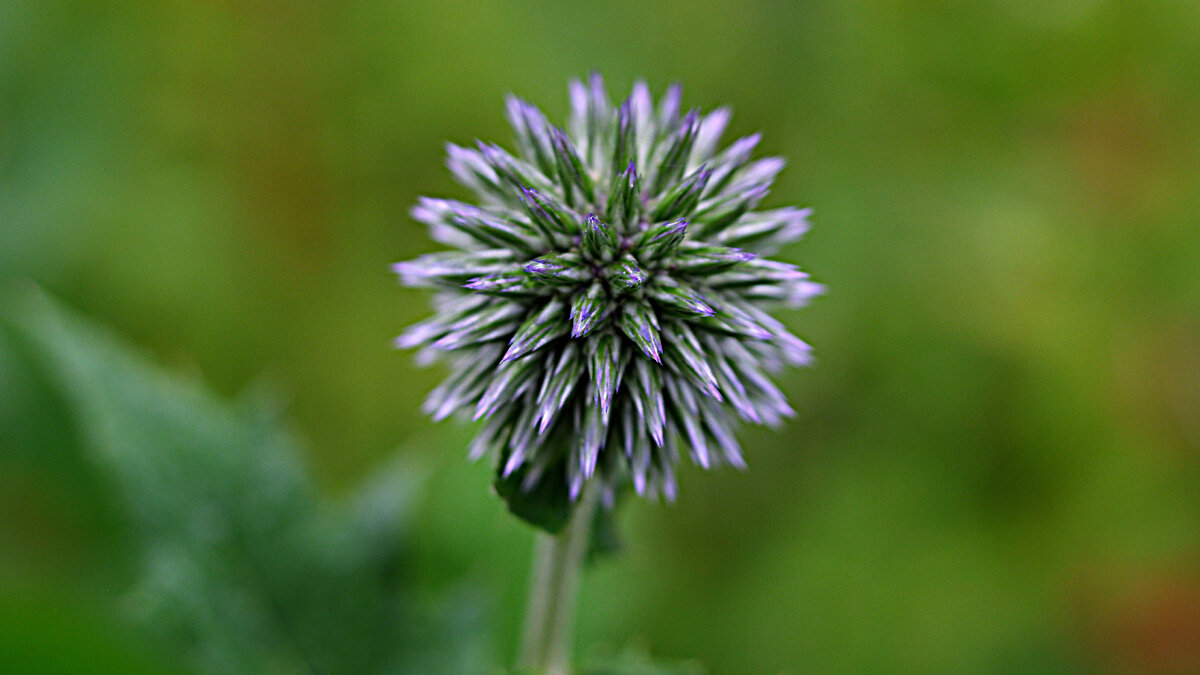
[587,502,622,562]
[0,585,178,675]
[494,456,572,534]
[6,287,489,675]
[582,643,705,675]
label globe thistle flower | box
[395,75,821,530]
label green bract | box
[395,75,821,531]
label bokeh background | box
[4,1,1200,673]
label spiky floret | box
[396,75,821,529]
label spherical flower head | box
[395,75,822,530]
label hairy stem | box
[516,482,600,674]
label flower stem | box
[516,481,600,675]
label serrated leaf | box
[8,289,488,675]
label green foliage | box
[582,644,705,675]
[6,1,1200,673]
[6,289,489,675]
[494,456,572,535]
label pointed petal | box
[475,352,544,420]
[581,213,619,260]
[650,109,700,196]
[661,321,722,401]
[617,302,663,364]
[650,165,710,221]
[422,344,504,421]
[647,276,715,318]
[570,281,607,338]
[586,331,625,416]
[502,298,568,362]
[630,358,666,447]
[690,106,732,166]
[533,343,585,433]
[550,125,595,206]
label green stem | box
[516,481,600,675]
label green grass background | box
[3,1,1200,673]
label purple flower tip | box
[500,342,523,363]
[585,214,605,232]
[525,259,559,275]
[575,306,593,327]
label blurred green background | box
[3,1,1200,673]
